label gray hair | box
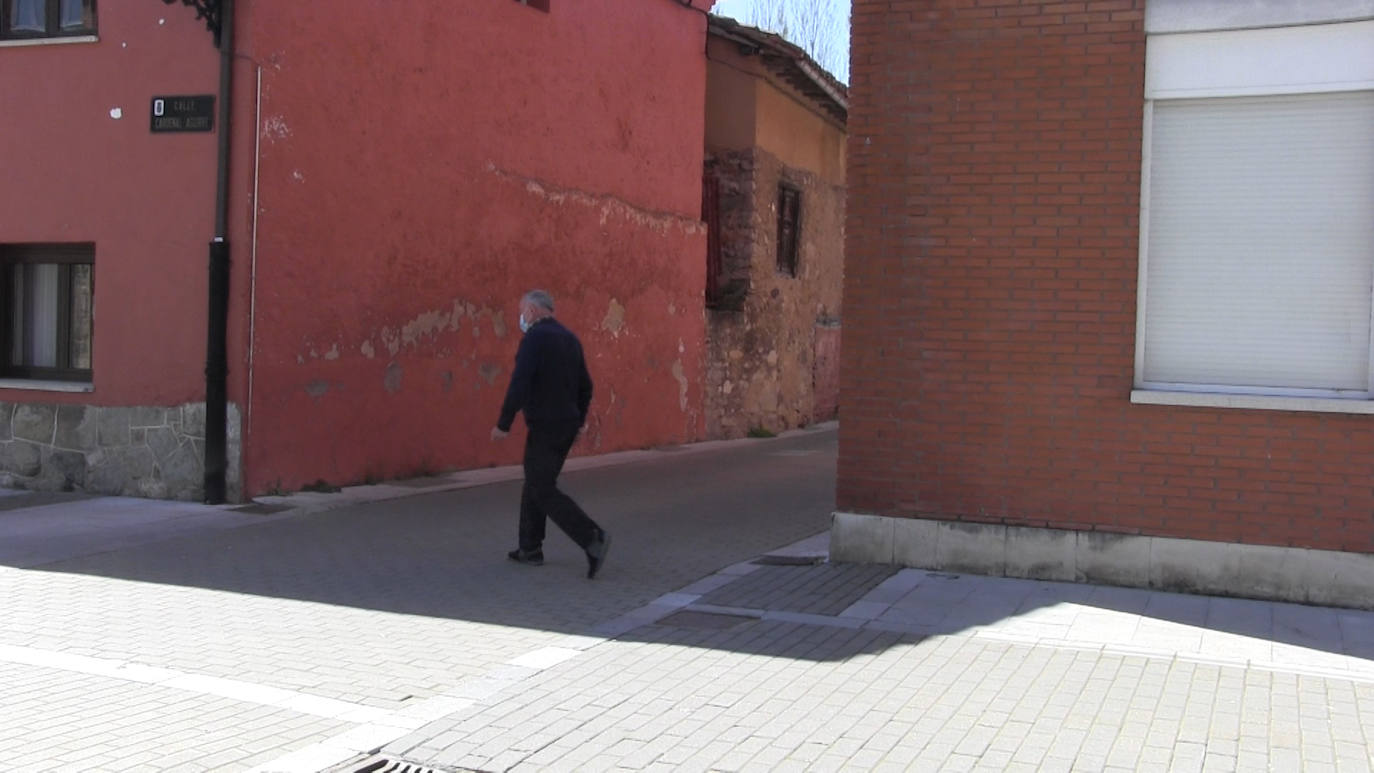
[522,289,555,312]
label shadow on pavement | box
[9,425,1373,668]
[18,430,842,643]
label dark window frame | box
[776,182,801,277]
[0,243,94,383]
[514,0,550,12]
[703,171,724,307]
[0,0,97,41]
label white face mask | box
[519,313,530,334]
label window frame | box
[0,0,97,41]
[1132,20,1374,412]
[703,170,725,307]
[776,182,801,277]
[0,243,94,383]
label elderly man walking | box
[491,290,611,579]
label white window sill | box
[1131,389,1374,415]
[0,379,93,394]
[0,35,97,48]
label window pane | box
[25,263,59,368]
[58,0,86,30]
[69,263,92,370]
[9,0,45,32]
[1143,92,1374,392]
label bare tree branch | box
[717,0,850,84]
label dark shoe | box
[507,549,544,566]
[585,531,611,579]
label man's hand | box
[491,427,509,441]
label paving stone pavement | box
[0,428,837,771]
[4,424,1374,771]
[369,552,1374,773]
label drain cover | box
[337,756,478,773]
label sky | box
[708,0,851,84]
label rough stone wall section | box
[0,402,242,502]
[704,150,757,310]
[706,147,845,438]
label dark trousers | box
[519,422,601,553]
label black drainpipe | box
[204,0,234,503]
[162,1,233,502]
[162,0,234,503]
[165,0,232,502]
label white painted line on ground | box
[508,646,582,670]
[248,639,590,773]
[245,742,358,773]
[0,643,388,723]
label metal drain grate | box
[339,756,479,773]
[700,563,900,616]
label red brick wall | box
[814,324,841,423]
[839,0,1374,554]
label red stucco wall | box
[0,6,225,406]
[842,0,1374,554]
[237,0,713,493]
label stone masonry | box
[706,147,845,438]
[0,401,241,502]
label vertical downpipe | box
[204,0,235,504]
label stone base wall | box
[0,401,241,502]
[831,512,1374,611]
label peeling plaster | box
[323,344,339,361]
[671,359,689,412]
[601,299,626,337]
[397,306,460,351]
[360,340,376,359]
[478,362,502,386]
[487,163,704,236]
[262,115,291,143]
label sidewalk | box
[2,424,1372,772]
[348,533,1374,773]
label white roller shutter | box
[1141,90,1374,394]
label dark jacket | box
[497,317,593,432]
